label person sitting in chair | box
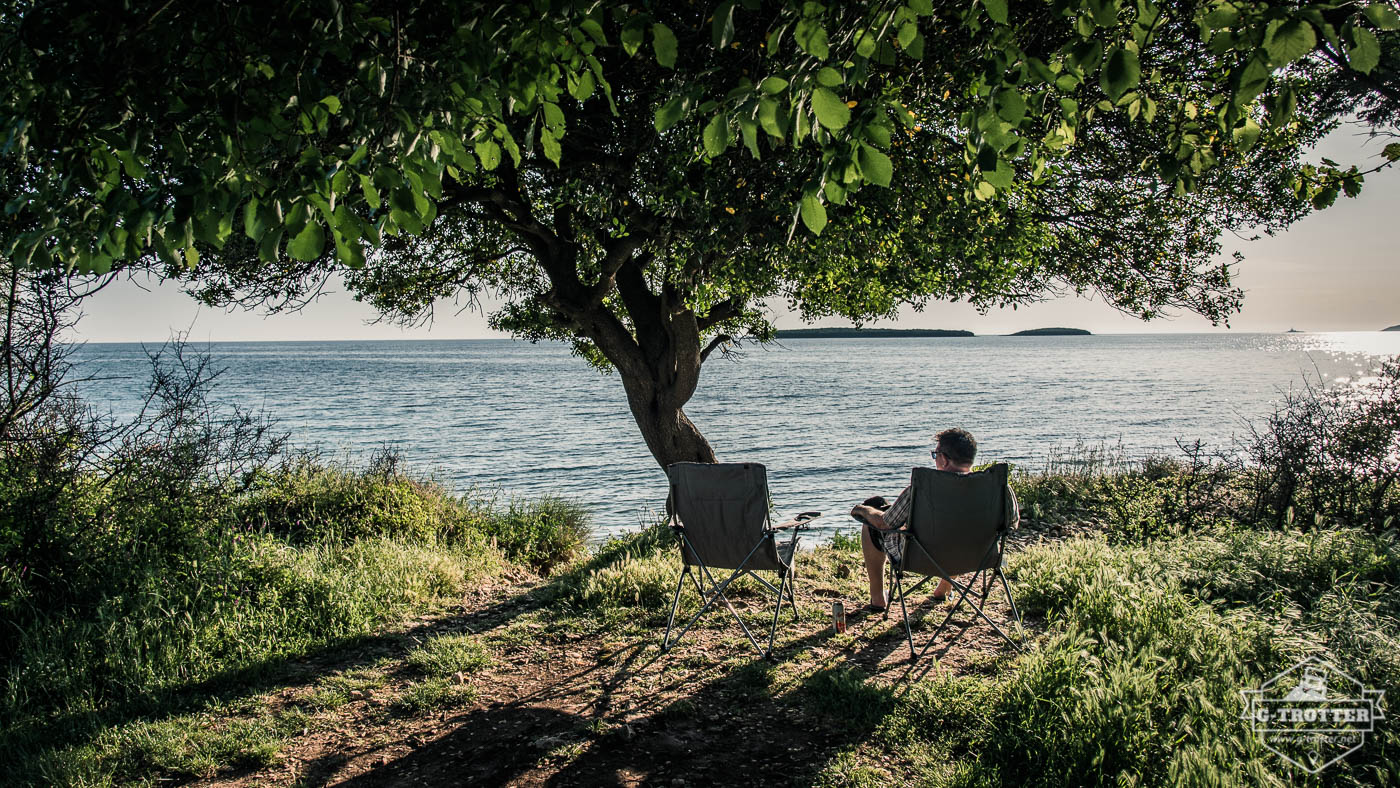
[850,428,1013,612]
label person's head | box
[933,428,976,471]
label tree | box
[2,0,1397,467]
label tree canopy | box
[2,0,1397,466]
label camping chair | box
[887,463,1022,663]
[661,462,819,659]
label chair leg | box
[693,562,768,657]
[661,567,690,652]
[765,569,791,658]
[891,570,919,662]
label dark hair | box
[936,428,977,465]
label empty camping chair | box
[888,463,1022,663]
[661,462,818,659]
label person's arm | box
[850,503,887,529]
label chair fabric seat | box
[889,462,1023,664]
[661,461,806,659]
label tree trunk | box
[617,372,717,468]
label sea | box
[70,332,1400,542]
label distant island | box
[1384,325,1400,332]
[1009,327,1091,336]
[774,327,974,338]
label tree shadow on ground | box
[8,576,552,773]
[334,625,885,787]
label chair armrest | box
[771,512,821,531]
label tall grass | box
[839,526,1400,787]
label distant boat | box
[1286,328,1303,333]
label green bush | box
[874,527,1400,787]
[237,453,489,546]
[1239,357,1400,530]
[475,495,591,574]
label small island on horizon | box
[1009,327,1092,336]
[1384,325,1400,332]
[774,327,975,338]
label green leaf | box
[995,87,1026,125]
[1089,0,1118,27]
[897,22,918,49]
[903,33,925,59]
[569,69,596,101]
[703,114,730,157]
[621,23,645,56]
[824,180,847,205]
[1311,185,1339,209]
[794,19,830,59]
[855,29,878,58]
[973,180,997,200]
[243,199,267,240]
[1263,19,1317,66]
[757,98,784,138]
[579,18,607,46]
[810,87,850,130]
[359,174,381,211]
[1235,55,1271,104]
[800,193,827,234]
[1101,46,1141,102]
[982,0,1009,25]
[739,117,760,158]
[909,0,934,15]
[652,24,678,68]
[761,77,789,95]
[862,124,892,147]
[257,227,284,263]
[1363,3,1400,30]
[543,102,566,132]
[1231,118,1261,152]
[983,158,1014,189]
[858,144,893,187]
[1383,143,1400,162]
[1347,26,1381,73]
[817,67,844,87]
[475,139,502,170]
[655,97,684,132]
[319,95,342,114]
[712,1,737,49]
[287,219,325,260]
[1205,5,1241,30]
[540,131,562,165]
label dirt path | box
[207,550,1037,787]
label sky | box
[73,126,1400,344]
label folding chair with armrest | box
[661,462,820,659]
[889,463,1022,664]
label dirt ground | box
[203,538,1051,788]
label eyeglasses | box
[931,447,943,460]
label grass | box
[406,632,492,678]
[1,456,592,787]
[9,442,1400,786]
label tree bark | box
[618,373,717,467]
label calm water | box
[71,333,1400,541]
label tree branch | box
[699,333,733,364]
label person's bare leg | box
[934,578,953,599]
[860,524,887,608]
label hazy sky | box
[73,126,1400,343]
